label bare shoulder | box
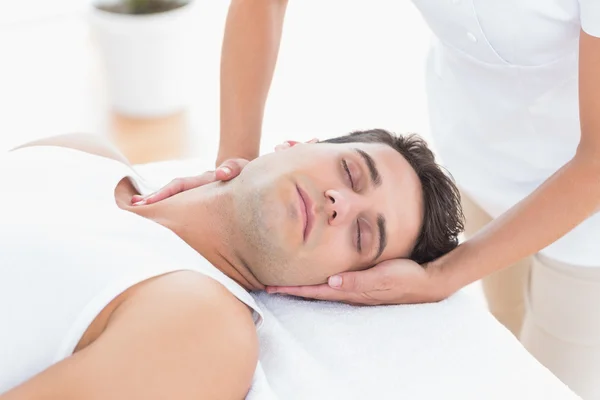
[113,269,258,341]
[11,133,131,166]
[2,271,259,400]
[103,270,260,397]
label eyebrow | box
[354,148,382,187]
[373,214,387,262]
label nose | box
[324,189,352,226]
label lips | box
[297,185,314,242]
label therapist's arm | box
[131,0,289,206]
[429,30,600,295]
[217,0,289,166]
[267,31,600,305]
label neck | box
[126,183,265,291]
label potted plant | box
[90,0,196,117]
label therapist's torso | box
[411,0,600,266]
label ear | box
[274,138,319,152]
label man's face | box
[229,141,423,286]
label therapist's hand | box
[131,139,318,206]
[266,258,449,305]
[131,158,248,206]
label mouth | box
[296,185,314,242]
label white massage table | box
[137,158,580,400]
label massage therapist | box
[132,1,600,397]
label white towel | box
[136,159,580,400]
[246,291,579,400]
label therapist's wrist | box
[425,245,471,299]
[217,127,261,168]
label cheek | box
[259,187,301,245]
[236,180,299,255]
[299,235,358,279]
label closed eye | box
[356,219,362,253]
[342,159,354,190]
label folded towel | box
[137,159,579,400]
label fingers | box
[266,284,358,302]
[131,157,250,206]
[274,142,291,152]
[327,266,391,293]
[132,172,215,206]
[274,138,319,152]
[215,158,249,181]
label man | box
[0,129,462,399]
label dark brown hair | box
[322,129,464,264]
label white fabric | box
[137,158,580,400]
[0,147,262,394]
[247,292,579,400]
[580,0,600,37]
[412,0,600,266]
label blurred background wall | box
[0,0,433,163]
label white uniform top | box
[413,0,600,266]
[0,146,263,394]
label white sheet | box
[136,158,580,400]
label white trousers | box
[462,192,600,399]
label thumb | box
[328,268,382,293]
[215,158,249,181]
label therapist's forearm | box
[431,31,600,295]
[430,151,600,294]
[218,0,288,166]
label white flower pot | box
[89,1,196,117]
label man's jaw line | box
[215,250,266,291]
[135,185,265,292]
